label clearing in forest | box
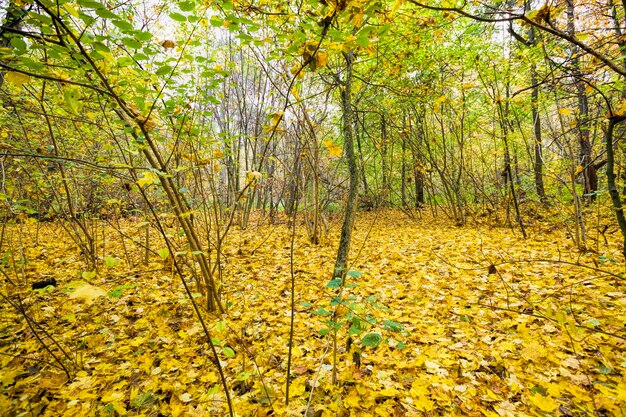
[1,211,625,416]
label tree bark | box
[0,1,27,89]
[529,26,547,203]
[605,116,626,260]
[333,50,359,282]
[566,0,597,201]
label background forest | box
[1,0,626,416]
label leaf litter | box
[0,211,624,416]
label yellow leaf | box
[574,165,584,176]
[179,392,193,403]
[130,386,139,402]
[291,85,300,101]
[0,369,19,386]
[64,3,80,17]
[246,170,262,184]
[323,140,342,158]
[289,381,306,397]
[529,393,558,412]
[410,380,434,411]
[101,392,124,402]
[5,71,30,86]
[344,390,361,408]
[414,394,435,411]
[112,402,127,415]
[69,283,107,304]
[392,0,404,13]
[136,171,159,187]
[379,387,400,397]
[271,112,283,128]
[559,107,572,116]
[316,50,328,68]
[353,13,363,27]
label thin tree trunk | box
[333,50,358,281]
[566,0,597,201]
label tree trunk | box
[605,116,626,260]
[0,1,27,89]
[333,50,358,282]
[566,0,597,201]
[529,24,546,203]
[381,112,389,206]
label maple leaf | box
[528,393,558,412]
[323,140,343,158]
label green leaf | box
[347,270,362,278]
[236,371,251,381]
[134,31,153,41]
[362,332,382,348]
[130,390,156,409]
[587,318,601,327]
[107,287,124,299]
[93,41,110,53]
[156,64,173,77]
[169,12,187,22]
[10,38,27,52]
[81,270,96,281]
[77,0,104,9]
[598,364,612,374]
[210,16,223,27]
[133,53,149,61]
[121,37,142,49]
[109,288,123,299]
[95,8,118,19]
[112,19,134,31]
[103,256,120,267]
[312,308,332,316]
[116,56,134,67]
[326,278,342,289]
[223,347,235,358]
[356,31,370,48]
[178,1,195,12]
[157,248,170,260]
[383,320,403,332]
[318,327,331,336]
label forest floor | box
[1,209,625,417]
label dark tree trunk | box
[0,1,27,89]
[605,116,626,260]
[566,0,597,201]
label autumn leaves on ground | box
[0,210,624,417]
